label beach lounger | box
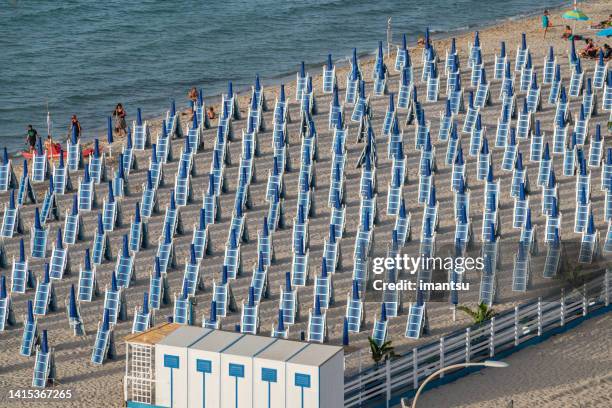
[307,296,327,343]
[181,244,204,296]
[543,46,556,84]
[519,52,533,92]
[223,228,243,280]
[30,209,47,259]
[33,265,56,317]
[251,254,269,304]
[156,227,176,275]
[372,304,389,346]
[548,65,562,105]
[514,33,528,71]
[115,236,135,289]
[103,272,127,326]
[240,289,259,334]
[49,229,70,280]
[78,249,98,302]
[20,301,38,356]
[279,272,299,326]
[494,41,506,79]
[32,331,56,387]
[52,153,71,194]
[291,233,309,287]
[405,296,428,339]
[132,292,153,334]
[578,212,599,263]
[346,280,364,333]
[214,267,237,319]
[173,288,195,326]
[313,264,334,310]
[148,258,169,311]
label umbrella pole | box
[387,17,392,60]
[46,101,55,168]
[572,1,577,33]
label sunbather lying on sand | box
[590,14,612,29]
[562,25,584,41]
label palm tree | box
[560,264,589,289]
[457,302,496,324]
[368,337,397,364]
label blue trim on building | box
[127,402,168,408]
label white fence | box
[343,270,612,407]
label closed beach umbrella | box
[107,116,113,144]
[342,317,349,345]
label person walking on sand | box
[542,10,552,38]
[188,87,198,117]
[25,125,38,153]
[188,87,198,106]
[112,103,127,137]
[69,114,82,141]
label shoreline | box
[2,0,575,159]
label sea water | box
[0,0,567,152]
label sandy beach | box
[406,313,612,408]
[0,0,611,407]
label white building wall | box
[285,363,319,408]
[253,358,286,408]
[319,351,344,408]
[155,345,188,408]
[220,354,253,408]
[186,349,222,408]
[144,328,343,408]
[285,344,344,408]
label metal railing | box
[344,270,612,407]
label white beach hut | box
[286,343,344,408]
[187,330,244,408]
[154,326,212,408]
[253,339,309,408]
[220,335,277,408]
